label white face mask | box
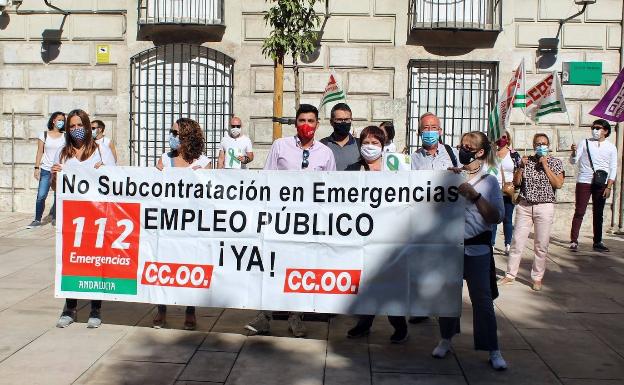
[230,127,241,137]
[360,144,382,162]
[592,129,601,140]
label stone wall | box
[0,0,622,236]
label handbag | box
[500,165,515,198]
[585,139,609,187]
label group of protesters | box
[29,102,617,372]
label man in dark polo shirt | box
[320,103,360,171]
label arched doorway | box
[129,44,234,166]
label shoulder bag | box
[585,139,608,187]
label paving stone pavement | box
[0,212,623,385]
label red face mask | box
[496,137,508,148]
[297,123,316,141]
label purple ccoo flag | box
[590,67,624,122]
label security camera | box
[0,0,9,12]
[12,0,24,6]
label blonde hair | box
[462,131,496,166]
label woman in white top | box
[27,112,66,229]
[487,130,520,254]
[52,109,117,330]
[154,118,210,331]
[569,119,618,252]
[91,119,118,163]
[380,121,397,153]
[432,131,507,371]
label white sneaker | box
[489,350,508,370]
[432,339,452,358]
[288,314,307,338]
[245,312,270,335]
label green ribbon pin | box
[386,154,400,171]
[228,148,241,168]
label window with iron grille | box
[129,44,234,167]
[138,0,224,25]
[406,60,498,152]
[410,0,502,31]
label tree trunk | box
[293,55,301,110]
[272,55,284,141]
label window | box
[130,44,234,166]
[138,0,223,25]
[410,0,501,31]
[406,60,498,151]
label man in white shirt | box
[91,120,118,163]
[569,119,618,252]
[217,117,254,169]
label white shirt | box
[96,136,112,150]
[383,142,397,153]
[38,131,65,171]
[219,134,253,169]
[569,138,618,183]
[53,144,117,168]
[487,151,515,187]
[464,171,504,256]
[160,152,211,169]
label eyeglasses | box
[333,118,352,123]
[91,126,99,130]
[169,129,179,137]
[591,125,605,130]
[534,142,548,146]
[302,149,310,169]
[231,125,241,128]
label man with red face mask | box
[263,103,336,171]
[244,104,336,338]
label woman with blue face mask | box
[52,109,117,330]
[27,112,66,229]
[154,118,211,330]
[498,134,564,292]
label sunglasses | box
[169,129,179,137]
[302,149,310,169]
[591,126,605,130]
[231,125,241,128]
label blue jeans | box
[491,196,514,246]
[438,252,499,351]
[35,169,56,221]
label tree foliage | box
[262,0,321,62]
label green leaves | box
[262,0,321,61]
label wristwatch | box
[34,166,40,169]
[472,193,482,203]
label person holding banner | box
[498,134,564,291]
[488,130,521,254]
[217,116,254,169]
[569,119,618,252]
[153,118,211,330]
[245,104,336,338]
[432,131,508,371]
[52,109,117,329]
[409,112,457,324]
[345,125,409,343]
[379,121,397,153]
[320,103,360,171]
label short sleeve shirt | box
[219,134,253,169]
[264,136,336,171]
[320,134,360,171]
[54,144,117,168]
[38,131,65,171]
[160,152,211,169]
[519,156,564,204]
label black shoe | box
[347,321,371,338]
[408,316,429,324]
[390,328,409,344]
[593,243,610,252]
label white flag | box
[525,71,567,122]
[488,59,526,139]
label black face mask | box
[333,122,351,137]
[458,147,478,165]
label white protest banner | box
[55,167,465,317]
[383,152,412,171]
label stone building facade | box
[1,0,623,234]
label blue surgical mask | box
[169,135,180,150]
[535,145,549,156]
[55,120,64,130]
[70,127,86,142]
[421,131,439,147]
